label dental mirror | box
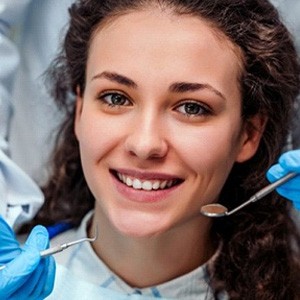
[200,172,297,218]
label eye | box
[98,92,131,107]
[175,101,211,117]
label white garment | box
[47,264,175,300]
[6,0,74,184]
[0,0,73,227]
[0,150,43,227]
[0,0,73,185]
[50,211,225,300]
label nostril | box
[125,132,168,159]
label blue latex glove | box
[0,216,56,300]
[267,149,300,210]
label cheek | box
[78,113,124,162]
[170,121,242,174]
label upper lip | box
[111,168,184,181]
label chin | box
[110,211,172,239]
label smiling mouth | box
[112,171,183,191]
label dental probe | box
[40,225,98,257]
[0,226,98,270]
[200,172,297,217]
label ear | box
[235,114,267,163]
[74,86,83,140]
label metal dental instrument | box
[0,225,98,271]
[200,172,297,218]
[40,225,98,257]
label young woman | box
[1,0,300,299]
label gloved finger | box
[276,183,300,193]
[275,187,300,203]
[0,225,50,299]
[20,225,50,296]
[10,257,48,300]
[266,163,300,210]
[9,256,55,299]
[23,225,55,299]
[279,149,300,172]
[28,258,50,299]
[29,256,56,299]
[28,257,50,298]
[25,259,48,299]
[0,225,48,283]
[267,164,300,185]
[0,216,21,263]
[267,164,287,182]
[294,202,300,210]
[24,225,49,251]
[40,256,56,299]
[0,246,40,297]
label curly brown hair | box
[29,0,300,298]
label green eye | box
[110,94,127,105]
[99,92,131,107]
[176,102,210,117]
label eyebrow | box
[92,71,137,88]
[169,82,225,100]
[92,71,226,100]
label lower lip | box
[111,174,181,203]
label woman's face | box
[75,9,263,238]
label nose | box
[124,113,168,160]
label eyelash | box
[97,91,131,107]
[174,101,212,117]
[97,91,212,117]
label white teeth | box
[152,181,160,190]
[132,179,142,189]
[142,181,152,191]
[160,181,167,189]
[126,177,133,186]
[117,173,175,191]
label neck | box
[90,210,215,288]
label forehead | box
[86,8,243,99]
[90,8,243,65]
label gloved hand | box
[267,149,300,210]
[0,216,56,300]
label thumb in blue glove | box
[0,216,20,264]
[0,217,56,300]
[267,149,300,210]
